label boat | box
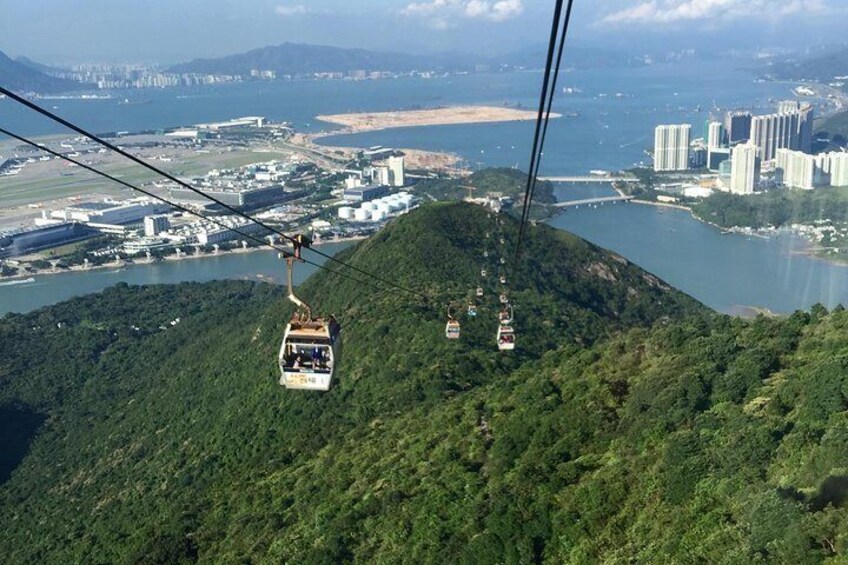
[0,277,36,287]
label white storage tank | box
[354,208,370,221]
[371,210,386,222]
[375,202,391,214]
[338,206,353,220]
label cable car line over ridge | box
[514,0,576,262]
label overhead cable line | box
[514,0,564,261]
[0,86,427,301]
[0,126,395,295]
[519,0,576,250]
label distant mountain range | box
[167,42,480,75]
[167,42,636,77]
[769,46,848,81]
[0,50,81,94]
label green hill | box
[1,203,847,563]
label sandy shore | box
[316,105,557,134]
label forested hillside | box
[1,203,846,563]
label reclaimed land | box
[316,105,559,133]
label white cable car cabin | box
[500,238,505,245]
[499,275,507,285]
[481,268,488,277]
[499,305,513,324]
[277,236,342,392]
[476,287,484,298]
[446,305,461,339]
[500,257,506,265]
[484,251,489,258]
[467,303,478,317]
[497,324,516,351]
[499,293,509,304]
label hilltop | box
[1,203,847,562]
[0,50,81,94]
[167,42,477,76]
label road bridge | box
[554,195,633,208]
[540,176,638,183]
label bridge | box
[540,176,638,183]
[554,195,634,208]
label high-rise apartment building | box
[831,153,848,187]
[725,111,752,144]
[775,149,815,189]
[750,102,814,161]
[653,124,691,172]
[730,143,760,194]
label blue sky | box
[1,0,845,64]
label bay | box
[0,242,352,315]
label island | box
[315,105,558,133]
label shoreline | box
[0,235,367,283]
[314,105,558,136]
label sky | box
[0,0,845,65]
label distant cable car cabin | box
[481,268,488,277]
[278,235,341,392]
[445,304,461,339]
[499,293,509,304]
[499,275,507,285]
[476,286,484,298]
[497,324,516,351]
[467,303,478,317]
[500,257,506,265]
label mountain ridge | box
[0,49,81,94]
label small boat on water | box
[0,277,36,287]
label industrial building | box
[169,184,284,210]
[144,215,170,236]
[342,184,390,202]
[0,223,96,258]
[338,192,415,223]
[50,198,170,227]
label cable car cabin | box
[476,287,484,298]
[500,238,505,245]
[467,304,478,317]
[481,269,488,277]
[499,275,507,285]
[278,316,341,391]
[497,324,516,351]
[484,251,489,258]
[500,257,506,265]
[445,319,461,339]
[499,293,509,304]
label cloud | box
[402,0,523,26]
[600,0,829,25]
[275,4,309,17]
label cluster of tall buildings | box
[653,100,847,196]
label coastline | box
[0,235,367,283]
[314,105,558,135]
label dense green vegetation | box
[692,187,848,229]
[816,110,848,149]
[1,202,847,563]
[415,168,556,219]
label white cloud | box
[600,0,829,25]
[275,4,309,17]
[402,0,523,26]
